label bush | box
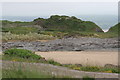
[83,76,95,80]
[80,66,100,72]
[4,48,41,60]
[101,68,119,73]
[47,59,62,66]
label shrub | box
[47,59,62,66]
[83,76,95,80]
[80,66,100,72]
[101,68,119,73]
[4,48,41,60]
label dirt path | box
[35,51,118,66]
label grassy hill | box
[2,15,104,33]
[33,15,104,32]
[1,15,119,41]
[107,23,119,35]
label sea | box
[1,15,118,32]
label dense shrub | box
[4,48,41,60]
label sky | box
[1,2,118,17]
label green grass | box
[83,76,95,80]
[2,31,117,42]
[2,49,68,78]
[2,61,70,78]
[35,15,103,32]
[1,16,119,40]
[4,48,41,60]
[3,54,119,74]
[47,59,62,66]
[2,55,62,67]
[3,68,53,78]
[2,26,38,34]
[2,62,65,78]
[64,64,119,73]
[2,49,62,66]
[2,49,119,74]
[2,55,41,63]
[107,23,119,34]
[38,30,118,39]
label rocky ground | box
[2,37,120,52]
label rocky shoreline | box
[2,37,119,52]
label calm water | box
[1,15,118,32]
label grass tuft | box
[2,32,55,42]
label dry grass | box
[2,32,55,42]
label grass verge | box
[64,64,119,73]
[2,48,119,74]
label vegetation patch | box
[47,59,62,66]
[2,26,38,34]
[83,76,95,80]
[33,15,103,32]
[1,16,119,42]
[3,68,53,78]
[2,49,119,74]
[107,23,119,35]
[4,48,41,60]
[2,32,55,42]
[3,48,62,66]
[63,64,119,73]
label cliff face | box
[33,15,104,32]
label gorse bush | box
[4,48,41,60]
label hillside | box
[2,15,119,40]
[107,23,120,34]
[2,15,104,34]
[33,15,104,32]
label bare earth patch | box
[35,51,118,67]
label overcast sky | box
[1,2,118,17]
